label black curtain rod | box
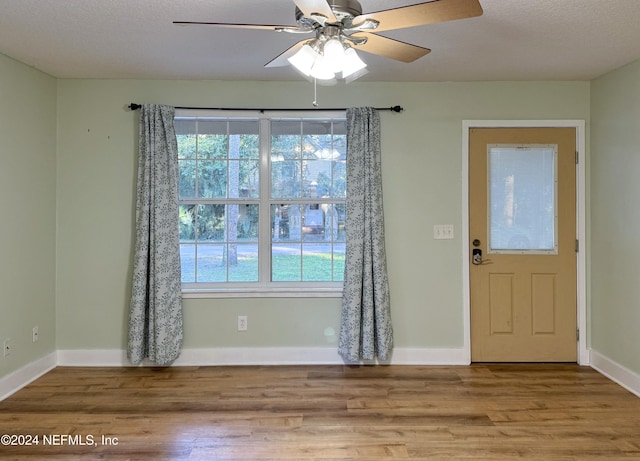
[128,103,403,113]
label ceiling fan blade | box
[352,0,482,33]
[264,40,310,67]
[292,0,337,23]
[173,21,304,33]
[352,33,430,63]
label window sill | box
[182,287,343,299]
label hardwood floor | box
[1,364,639,460]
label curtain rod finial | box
[390,105,403,113]
[129,103,142,111]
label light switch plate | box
[433,224,454,240]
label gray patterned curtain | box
[338,107,393,362]
[128,104,183,365]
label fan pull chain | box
[312,78,318,107]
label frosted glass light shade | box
[323,38,346,72]
[310,54,336,80]
[287,44,318,76]
[341,48,367,78]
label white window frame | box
[177,109,346,299]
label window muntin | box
[176,113,346,294]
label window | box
[175,111,346,296]
[488,144,557,254]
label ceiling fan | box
[174,0,483,82]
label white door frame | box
[462,120,588,365]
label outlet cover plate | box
[237,315,248,332]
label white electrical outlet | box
[237,315,248,332]
[33,326,39,343]
[3,339,11,357]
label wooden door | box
[469,127,577,362]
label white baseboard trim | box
[0,352,57,401]
[7,349,638,404]
[590,349,640,398]
[57,347,469,367]
[388,347,469,365]
[1,347,467,401]
[18,349,640,403]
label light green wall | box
[55,79,589,351]
[3,46,639,375]
[0,54,57,377]
[590,59,640,373]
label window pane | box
[197,160,227,198]
[327,203,346,242]
[229,121,259,159]
[175,118,196,136]
[272,244,301,281]
[271,160,301,199]
[302,243,333,281]
[236,204,259,241]
[196,244,259,283]
[272,120,301,134]
[197,120,227,159]
[197,134,227,159]
[333,244,345,282]
[489,145,556,252]
[272,133,302,160]
[196,244,225,282]
[302,205,324,241]
[333,119,346,137]
[197,120,227,135]
[178,160,196,199]
[228,244,258,282]
[176,133,196,159]
[197,204,226,242]
[272,204,301,242]
[229,160,259,199]
[332,159,346,198]
[303,133,331,159]
[303,159,332,198]
[229,120,259,135]
[179,205,196,242]
[180,244,195,283]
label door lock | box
[472,248,483,265]
[471,240,490,265]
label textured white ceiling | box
[1,0,639,82]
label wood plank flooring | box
[0,364,639,460]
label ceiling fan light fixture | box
[288,36,367,82]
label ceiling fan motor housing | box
[295,0,363,26]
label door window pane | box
[488,145,557,253]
